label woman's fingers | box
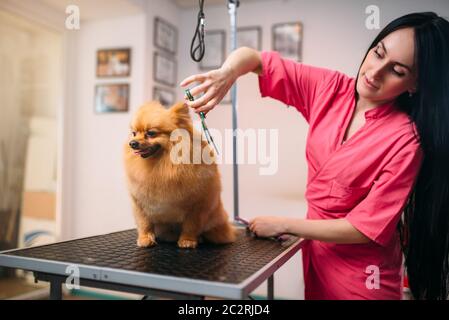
[187,81,211,98]
[277,234,292,242]
[196,104,214,115]
[181,68,231,114]
[188,89,216,109]
[248,219,255,232]
[179,73,207,87]
[196,97,221,114]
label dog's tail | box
[203,220,236,244]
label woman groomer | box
[180,12,449,300]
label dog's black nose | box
[129,140,140,149]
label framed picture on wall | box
[154,17,178,55]
[153,52,177,87]
[199,30,226,70]
[95,84,129,113]
[272,22,303,61]
[153,86,175,108]
[237,26,262,50]
[96,48,131,77]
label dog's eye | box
[132,131,136,137]
[146,130,157,138]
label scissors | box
[185,89,220,155]
[235,217,290,242]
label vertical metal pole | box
[228,1,239,220]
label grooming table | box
[0,227,304,299]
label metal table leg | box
[34,272,64,300]
[49,277,62,300]
[34,271,204,300]
[267,275,274,300]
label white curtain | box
[0,9,60,246]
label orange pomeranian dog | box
[123,101,236,249]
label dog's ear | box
[170,102,192,127]
[171,101,189,116]
[145,101,164,109]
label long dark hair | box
[356,12,449,300]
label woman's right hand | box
[179,66,237,115]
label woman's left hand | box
[248,216,289,238]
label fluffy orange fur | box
[123,101,236,249]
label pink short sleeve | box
[346,138,423,247]
[258,51,340,122]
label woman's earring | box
[409,92,413,98]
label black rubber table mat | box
[5,228,297,284]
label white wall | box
[67,0,183,238]
[143,0,180,101]
[64,0,449,299]
[177,0,449,225]
[67,0,184,237]
[69,14,147,237]
[177,0,449,299]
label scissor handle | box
[185,89,194,101]
[235,217,250,226]
[185,89,206,118]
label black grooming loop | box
[190,0,206,62]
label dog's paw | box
[137,233,157,247]
[177,239,198,249]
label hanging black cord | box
[190,0,205,62]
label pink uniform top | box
[258,51,423,300]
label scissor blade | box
[208,134,220,155]
[201,119,220,155]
